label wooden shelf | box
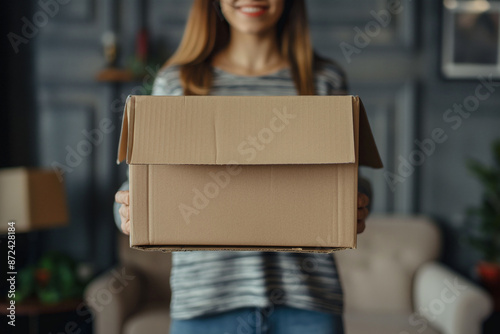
[96,68,135,83]
[0,298,83,316]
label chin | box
[237,25,272,35]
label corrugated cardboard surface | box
[119,96,356,165]
[0,168,68,233]
[118,95,382,253]
[130,164,357,250]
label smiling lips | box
[238,5,269,17]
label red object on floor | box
[478,262,500,312]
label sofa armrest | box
[84,266,144,334]
[413,262,492,334]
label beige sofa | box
[85,215,492,334]
[85,234,172,334]
[336,215,492,334]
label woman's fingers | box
[357,219,366,234]
[118,203,130,235]
[121,217,130,235]
[115,190,129,205]
[115,189,130,236]
[115,191,131,235]
[357,193,369,235]
[119,204,130,220]
[357,192,369,234]
[358,192,370,208]
[357,206,369,220]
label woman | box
[115,1,372,333]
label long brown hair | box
[163,0,332,95]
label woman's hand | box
[115,190,130,235]
[357,192,370,234]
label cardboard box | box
[0,167,68,233]
[117,95,382,253]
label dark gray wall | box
[2,2,36,168]
[418,2,500,276]
[35,0,122,271]
[32,0,500,277]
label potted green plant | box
[465,139,500,310]
[13,251,86,304]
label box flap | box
[118,95,357,165]
[353,97,384,169]
[116,96,134,164]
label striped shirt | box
[115,62,354,320]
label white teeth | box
[240,7,264,13]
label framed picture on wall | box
[442,0,500,79]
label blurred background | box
[1,0,500,333]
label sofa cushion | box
[344,312,441,334]
[335,215,441,313]
[123,306,171,334]
[118,233,172,304]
